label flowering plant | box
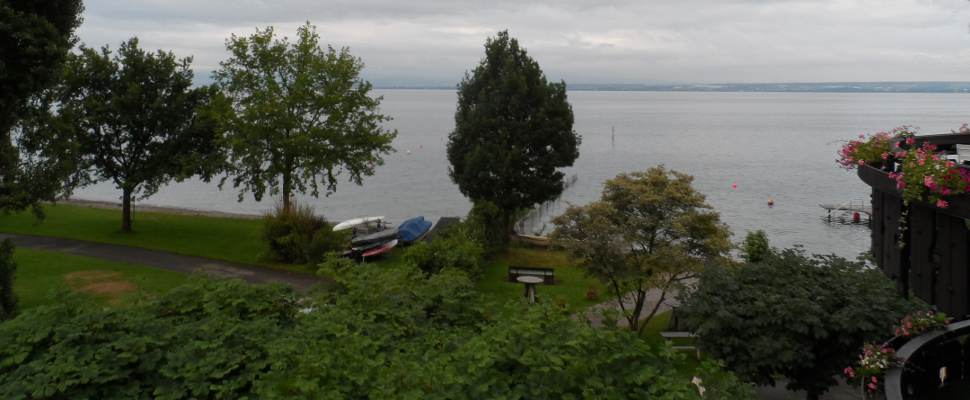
[844,343,899,394]
[837,129,906,169]
[889,141,970,209]
[894,310,950,337]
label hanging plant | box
[838,127,914,170]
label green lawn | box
[0,204,267,266]
[13,248,189,310]
[1,204,606,309]
[477,246,606,311]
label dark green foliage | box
[741,230,771,263]
[465,200,506,255]
[0,239,17,320]
[57,38,225,232]
[447,31,581,246]
[0,279,296,399]
[403,225,485,279]
[213,23,396,213]
[262,203,347,265]
[678,248,915,400]
[0,266,753,398]
[0,0,83,214]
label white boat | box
[333,216,384,231]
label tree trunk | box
[282,171,292,214]
[121,187,133,233]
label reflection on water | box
[73,90,970,258]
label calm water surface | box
[74,90,970,257]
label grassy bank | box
[0,204,266,265]
[478,246,606,311]
[13,248,188,310]
[1,203,608,309]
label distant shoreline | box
[374,81,970,94]
[63,198,261,220]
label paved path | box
[0,233,323,292]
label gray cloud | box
[76,0,970,85]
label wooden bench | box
[508,266,555,285]
[660,331,700,358]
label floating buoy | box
[767,197,774,207]
[406,149,411,155]
[852,212,861,223]
[731,182,737,189]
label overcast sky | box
[76,0,970,86]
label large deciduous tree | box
[0,0,83,214]
[448,31,580,245]
[213,23,396,213]
[552,166,732,332]
[59,38,225,232]
[678,248,913,400]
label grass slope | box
[0,204,266,265]
[13,248,188,310]
[478,246,606,311]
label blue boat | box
[397,216,433,244]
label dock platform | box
[820,201,872,223]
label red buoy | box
[852,212,861,223]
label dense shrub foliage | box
[0,239,17,320]
[403,224,485,279]
[465,200,506,255]
[1,266,753,399]
[740,230,770,263]
[679,248,914,400]
[262,203,347,265]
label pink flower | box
[924,176,936,189]
[942,188,951,196]
[867,382,878,392]
[843,366,855,378]
[937,199,949,208]
[897,180,906,190]
[881,152,889,160]
[906,137,916,145]
[871,376,878,383]
[895,151,907,158]
[858,160,866,166]
[859,134,866,139]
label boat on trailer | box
[397,216,432,244]
[361,239,397,260]
[351,228,399,247]
[333,216,385,232]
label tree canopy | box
[552,166,732,332]
[0,265,754,399]
[0,0,84,215]
[56,38,224,232]
[678,248,914,400]
[213,22,396,213]
[448,30,580,242]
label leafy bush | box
[403,224,484,279]
[0,266,754,399]
[465,200,506,254]
[740,230,770,263]
[262,203,348,265]
[0,239,17,320]
[678,248,915,400]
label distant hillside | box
[370,81,970,93]
[564,82,970,93]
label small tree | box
[448,31,580,246]
[0,0,83,215]
[0,239,17,320]
[678,248,914,400]
[214,23,396,213]
[741,230,770,263]
[552,166,731,332]
[58,38,224,232]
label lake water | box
[73,90,970,258]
